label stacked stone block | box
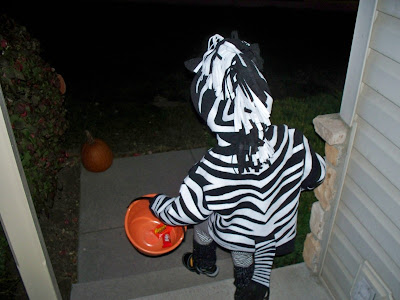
[303,113,350,274]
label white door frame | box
[0,85,61,299]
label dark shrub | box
[0,15,68,216]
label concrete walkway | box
[70,148,332,299]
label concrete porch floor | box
[70,148,332,299]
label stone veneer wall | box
[302,113,350,274]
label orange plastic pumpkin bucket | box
[124,194,186,256]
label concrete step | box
[70,257,234,299]
[71,263,333,300]
[134,263,333,300]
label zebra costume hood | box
[185,34,274,173]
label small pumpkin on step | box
[81,130,113,172]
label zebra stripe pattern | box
[252,239,276,287]
[150,124,325,287]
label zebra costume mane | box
[185,34,274,173]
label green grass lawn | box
[65,92,341,156]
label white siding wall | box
[321,0,400,299]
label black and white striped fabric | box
[253,238,276,287]
[149,34,326,288]
[150,124,325,286]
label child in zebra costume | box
[149,33,326,300]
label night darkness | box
[2,1,357,104]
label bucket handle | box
[127,194,159,208]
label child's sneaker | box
[182,252,219,277]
